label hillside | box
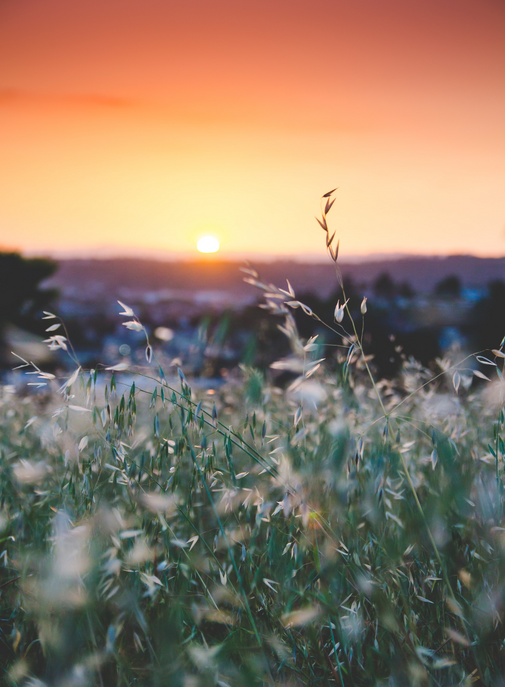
[46,255,505,303]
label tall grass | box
[2,191,505,686]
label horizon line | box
[19,247,505,265]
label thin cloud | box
[0,89,134,109]
[0,87,373,134]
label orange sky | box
[0,0,504,260]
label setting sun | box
[197,236,220,254]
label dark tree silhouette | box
[398,282,415,298]
[0,252,58,358]
[373,272,396,299]
[467,280,505,351]
[434,275,461,299]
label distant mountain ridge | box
[46,255,505,301]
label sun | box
[197,235,220,253]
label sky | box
[0,0,504,261]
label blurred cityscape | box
[3,254,505,381]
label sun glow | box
[197,236,220,253]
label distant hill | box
[46,255,505,302]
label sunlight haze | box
[197,236,220,254]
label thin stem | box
[115,371,281,480]
[184,432,264,649]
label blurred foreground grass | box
[2,309,505,687]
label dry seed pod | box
[334,301,344,323]
[334,298,349,323]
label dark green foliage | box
[468,280,505,352]
[374,272,397,299]
[0,252,58,363]
[0,252,57,331]
[434,275,462,299]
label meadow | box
[2,193,505,686]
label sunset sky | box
[0,0,504,260]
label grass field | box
[2,195,505,686]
